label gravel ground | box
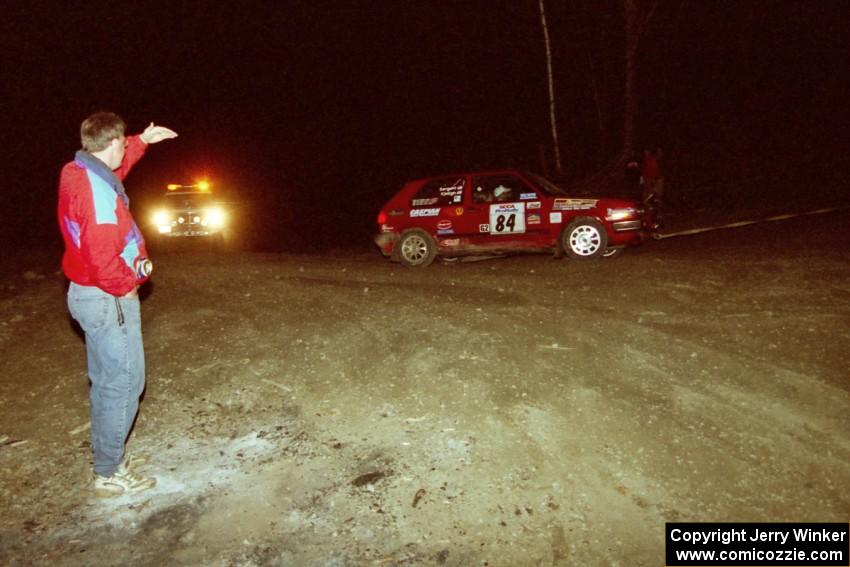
[0,211,848,566]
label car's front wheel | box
[562,218,608,260]
[396,229,437,267]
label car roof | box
[409,168,527,184]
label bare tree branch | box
[539,0,562,175]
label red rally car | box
[374,169,646,267]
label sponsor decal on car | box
[550,212,563,223]
[553,198,599,211]
[381,224,395,233]
[527,201,541,209]
[410,208,441,217]
[388,209,404,216]
[440,238,461,247]
[437,229,454,235]
[438,179,464,200]
[520,192,537,200]
[412,197,439,206]
[489,202,526,234]
[455,207,464,216]
[479,224,490,232]
[528,214,541,225]
[437,219,453,231]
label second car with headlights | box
[151,181,227,239]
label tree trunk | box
[586,49,607,168]
[623,0,639,160]
[539,0,562,175]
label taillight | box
[377,211,387,225]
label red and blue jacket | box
[58,136,150,297]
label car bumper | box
[612,219,642,232]
[158,227,220,237]
[374,232,398,256]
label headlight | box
[206,207,226,228]
[152,210,170,225]
[606,207,637,221]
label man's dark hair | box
[81,111,126,152]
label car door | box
[452,173,547,245]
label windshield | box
[523,171,568,196]
[165,193,214,209]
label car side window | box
[410,177,465,208]
[472,175,536,204]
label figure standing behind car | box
[58,111,177,497]
[641,147,664,202]
[641,147,665,231]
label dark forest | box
[2,1,848,251]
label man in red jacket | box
[58,111,177,496]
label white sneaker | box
[120,453,149,472]
[94,468,156,497]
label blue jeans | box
[67,283,145,477]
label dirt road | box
[1,212,848,566]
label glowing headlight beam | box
[606,208,637,222]
[152,210,170,225]
[205,207,225,228]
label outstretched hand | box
[140,123,178,145]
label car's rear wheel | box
[562,218,608,260]
[397,229,437,267]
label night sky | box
[3,1,848,252]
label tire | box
[396,230,437,267]
[562,218,608,260]
[602,247,623,259]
